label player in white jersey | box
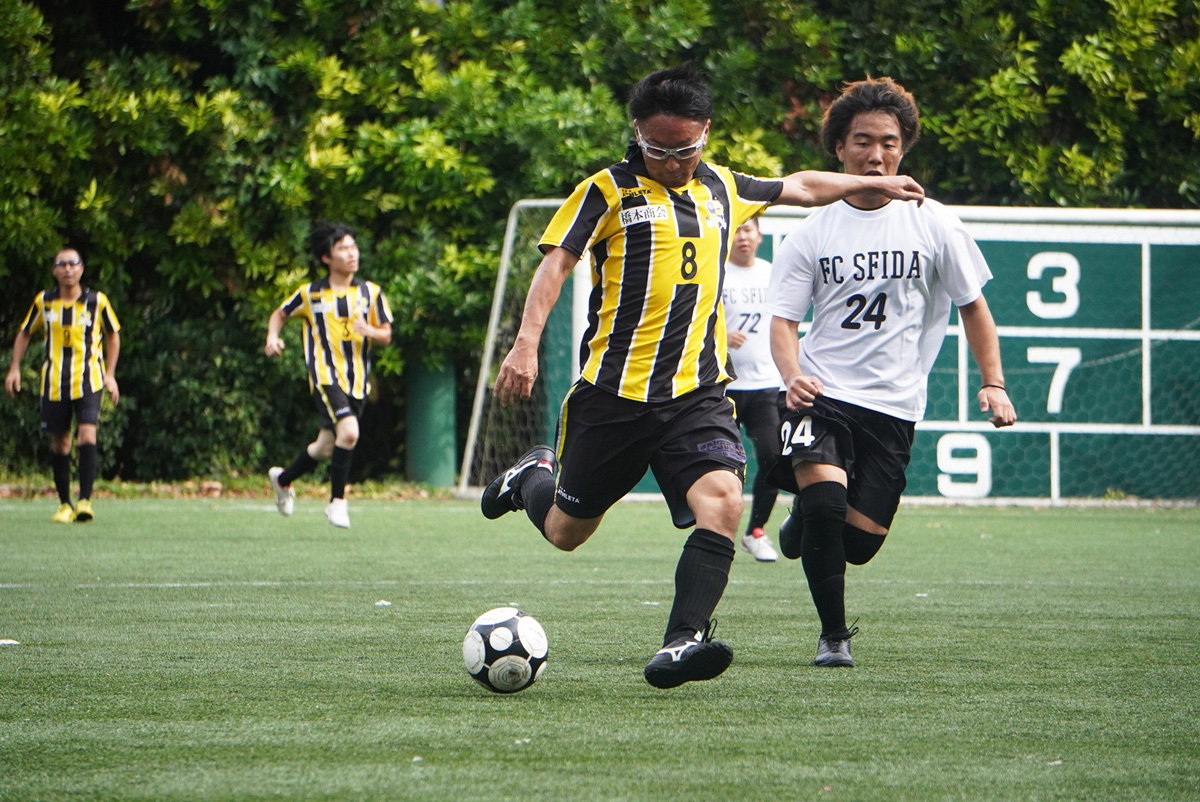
[722,216,780,562]
[767,77,1016,668]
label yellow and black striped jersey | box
[540,153,781,402]
[18,287,120,401]
[280,277,392,399]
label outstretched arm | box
[959,296,1016,428]
[776,171,924,207]
[492,246,579,406]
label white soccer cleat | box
[326,498,350,528]
[741,527,778,562]
[268,467,295,517]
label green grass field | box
[1,497,1197,800]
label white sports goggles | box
[635,127,707,161]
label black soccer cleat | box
[778,508,802,560]
[814,629,858,668]
[643,620,733,689]
[480,445,556,520]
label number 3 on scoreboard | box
[779,416,815,456]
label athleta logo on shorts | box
[697,438,746,463]
[619,205,669,227]
[334,406,351,416]
[556,487,580,504]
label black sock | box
[329,446,353,500]
[52,453,71,504]
[747,471,778,532]
[78,444,97,500]
[844,524,887,565]
[663,528,735,645]
[520,468,555,537]
[279,449,319,487]
[798,481,850,637]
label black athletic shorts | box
[554,381,746,528]
[40,391,101,435]
[765,395,914,529]
[726,387,781,468]
[312,385,366,429]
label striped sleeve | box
[730,171,783,228]
[18,293,45,334]
[370,283,393,326]
[280,285,307,317]
[539,175,614,257]
[97,293,120,333]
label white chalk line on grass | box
[0,578,674,590]
[0,577,1078,592]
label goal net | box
[459,201,1200,504]
[458,200,582,494]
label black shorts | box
[40,391,102,435]
[766,395,914,528]
[312,385,366,429]
[726,387,781,469]
[554,381,746,528]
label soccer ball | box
[462,607,548,693]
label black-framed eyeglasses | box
[635,126,707,161]
[54,259,82,267]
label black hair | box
[628,63,713,122]
[820,77,921,156]
[308,221,356,266]
[55,244,86,265]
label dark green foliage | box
[2,0,1197,477]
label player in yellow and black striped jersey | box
[5,246,121,523]
[480,64,925,689]
[539,149,777,403]
[264,222,393,529]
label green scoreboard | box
[754,206,1200,502]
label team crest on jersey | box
[619,205,669,227]
[703,200,727,229]
[311,301,326,314]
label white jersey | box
[769,198,991,421]
[722,257,779,390]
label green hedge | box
[2,0,1197,478]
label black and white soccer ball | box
[462,607,548,693]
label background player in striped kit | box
[768,77,1017,668]
[6,246,121,523]
[264,222,392,529]
[480,64,924,689]
[723,216,781,562]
